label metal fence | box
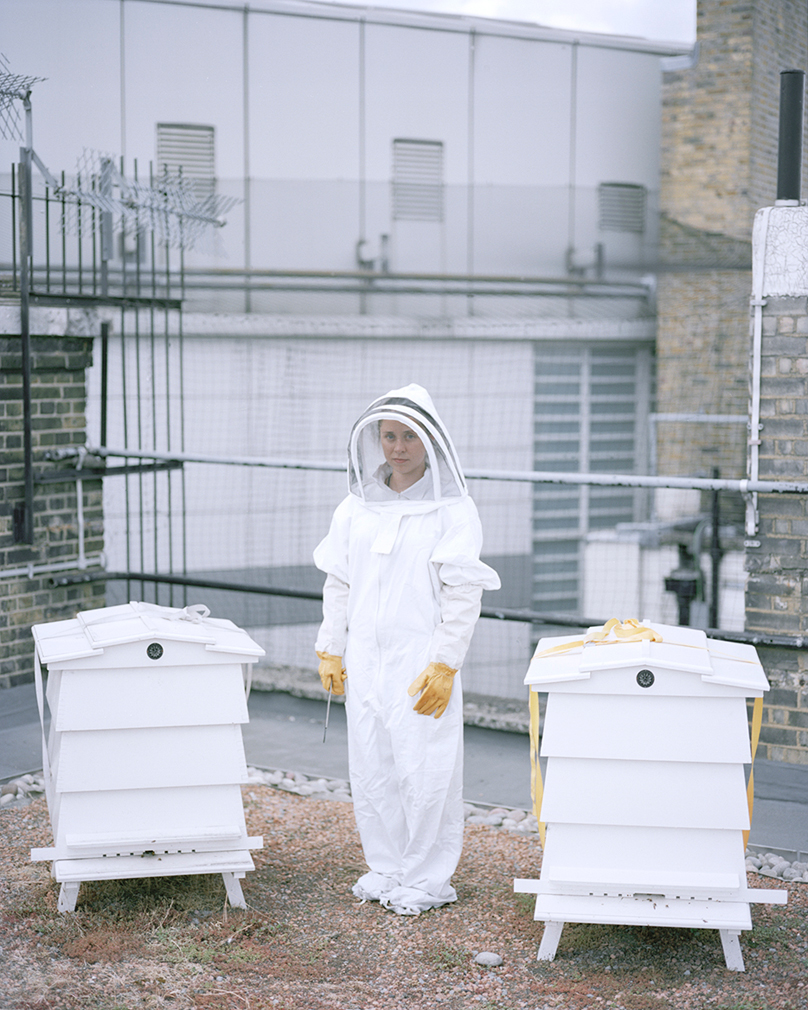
[3,158,808,701]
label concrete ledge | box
[250,664,530,734]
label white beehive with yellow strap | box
[30,601,265,914]
[514,618,785,972]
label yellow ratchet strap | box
[743,696,764,850]
[529,689,546,850]
[532,617,663,659]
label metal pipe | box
[79,445,808,494]
[11,163,17,291]
[174,281,648,298]
[180,265,645,287]
[777,69,805,203]
[710,467,721,628]
[76,477,86,569]
[100,321,109,447]
[1,555,104,580]
[748,207,773,534]
[49,568,808,650]
[242,4,252,314]
[18,145,34,543]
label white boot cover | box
[352,871,400,902]
[380,884,457,916]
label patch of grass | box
[428,941,470,970]
[745,922,785,948]
[224,944,265,963]
[512,892,535,917]
[149,926,216,964]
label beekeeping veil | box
[347,384,466,506]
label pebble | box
[237,767,544,831]
[746,849,808,883]
[474,951,503,967]
[0,773,46,809]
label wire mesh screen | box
[86,324,752,701]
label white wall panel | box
[541,693,752,763]
[574,48,661,188]
[248,14,360,181]
[541,757,749,829]
[52,665,248,731]
[54,784,248,852]
[0,0,120,168]
[364,23,470,184]
[542,823,746,880]
[124,3,244,179]
[53,724,248,792]
[531,893,752,931]
[473,34,571,187]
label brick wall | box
[0,331,105,688]
[656,268,751,482]
[657,2,808,763]
[746,295,808,764]
[657,0,808,493]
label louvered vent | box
[392,139,444,222]
[532,345,652,614]
[598,182,646,234]
[156,123,215,199]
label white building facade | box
[1,1,693,697]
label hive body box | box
[514,621,786,971]
[30,602,265,913]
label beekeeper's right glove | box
[407,662,457,718]
[316,651,346,695]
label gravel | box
[1,767,805,1010]
[746,850,808,883]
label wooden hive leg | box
[719,929,745,972]
[58,882,81,914]
[222,872,246,909]
[538,920,564,961]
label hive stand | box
[30,601,266,913]
[514,620,787,972]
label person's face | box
[380,419,427,489]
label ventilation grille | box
[156,123,215,199]
[532,346,650,614]
[598,182,646,234]
[392,139,443,222]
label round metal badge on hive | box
[636,668,655,688]
[146,642,164,661]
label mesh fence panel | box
[88,324,753,701]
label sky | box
[361,0,697,45]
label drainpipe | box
[747,208,769,537]
[776,70,804,205]
[18,93,34,544]
[747,69,806,537]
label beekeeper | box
[313,384,500,916]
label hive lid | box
[524,620,768,692]
[32,601,266,664]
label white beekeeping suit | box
[313,384,500,915]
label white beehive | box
[514,619,786,971]
[30,601,265,913]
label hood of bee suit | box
[347,384,467,509]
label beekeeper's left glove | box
[316,651,346,695]
[407,662,457,718]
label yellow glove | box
[407,662,457,718]
[316,651,346,695]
